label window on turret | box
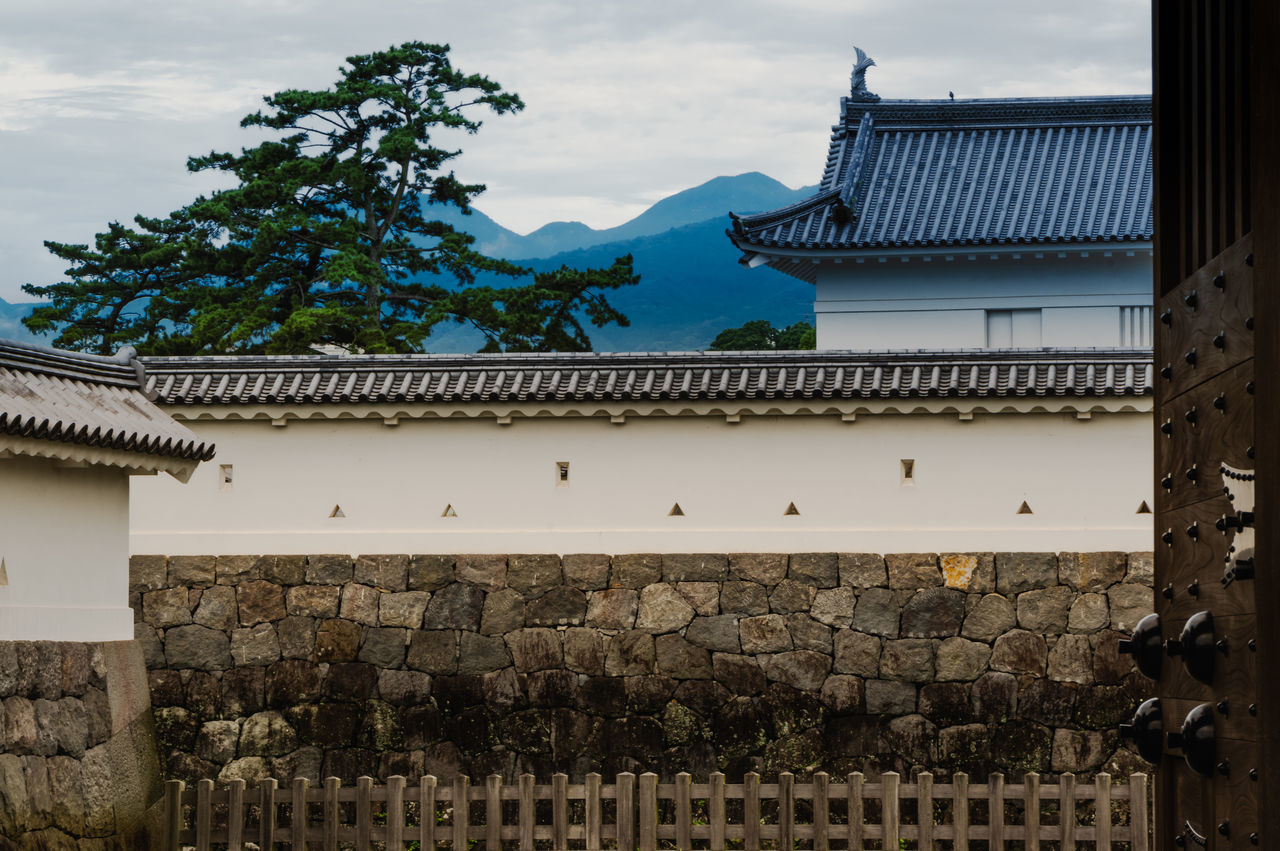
[986,309,1042,348]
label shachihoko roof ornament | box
[850,46,880,103]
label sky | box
[0,0,1151,303]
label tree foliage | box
[24,42,637,355]
[708,319,816,351]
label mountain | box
[0,298,40,345]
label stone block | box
[221,667,265,717]
[41,697,88,758]
[940,553,995,591]
[562,554,611,590]
[564,628,605,675]
[423,583,486,631]
[880,638,934,682]
[1050,728,1109,772]
[1016,586,1074,633]
[1058,552,1127,592]
[46,755,83,836]
[458,632,511,674]
[508,554,564,594]
[338,583,380,626]
[506,628,562,672]
[784,614,832,653]
[287,585,341,618]
[739,614,792,654]
[216,555,259,584]
[288,702,362,748]
[265,660,322,707]
[455,555,508,591]
[865,680,916,714]
[970,671,1017,723]
[258,555,306,586]
[760,650,830,691]
[676,582,720,615]
[192,584,237,630]
[481,667,521,712]
[1068,593,1109,632]
[480,587,525,635]
[407,631,459,675]
[526,669,579,707]
[305,554,354,585]
[788,553,839,588]
[918,682,973,726]
[277,746,325,783]
[712,653,766,695]
[1126,551,1154,585]
[154,705,198,753]
[3,696,36,753]
[0,643,17,698]
[231,623,282,667]
[636,583,695,633]
[833,630,880,676]
[838,553,887,588]
[235,579,286,627]
[129,555,168,593]
[990,718,1053,772]
[525,586,587,627]
[990,629,1047,676]
[143,587,191,628]
[313,618,362,663]
[196,720,240,764]
[938,723,992,772]
[603,632,655,676]
[585,588,638,630]
[322,663,378,702]
[819,675,864,714]
[1107,583,1153,632]
[625,676,677,714]
[1091,629,1135,684]
[408,555,455,591]
[379,591,430,628]
[359,627,407,668]
[686,616,740,652]
[811,586,855,628]
[354,554,409,591]
[1019,679,1079,726]
[165,625,233,671]
[219,755,273,786]
[961,593,1016,641]
[885,553,942,589]
[655,634,713,679]
[768,579,816,614]
[378,669,432,705]
[995,552,1057,595]
[935,637,991,681]
[661,553,728,583]
[851,587,899,637]
[169,555,216,586]
[278,616,317,660]
[728,553,788,585]
[58,647,88,700]
[720,581,768,615]
[901,587,966,637]
[1048,634,1094,684]
[611,554,663,588]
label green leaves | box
[708,319,816,351]
[24,42,632,355]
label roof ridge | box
[0,337,140,387]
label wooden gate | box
[1144,0,1280,846]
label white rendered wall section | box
[813,250,1152,350]
[131,412,1153,555]
[0,457,132,640]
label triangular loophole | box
[1016,501,1033,515]
[1136,500,1152,514]
[329,505,345,518]
[668,503,685,516]
[0,558,7,586]
[442,504,458,518]
[784,502,801,516]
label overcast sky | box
[0,0,1150,302]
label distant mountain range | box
[2,172,818,352]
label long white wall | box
[813,248,1152,349]
[130,409,1153,555]
[0,456,133,640]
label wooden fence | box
[163,770,1150,850]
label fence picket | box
[356,776,372,849]
[675,772,692,850]
[227,779,245,851]
[743,772,760,851]
[917,772,933,850]
[882,772,899,851]
[324,776,340,851]
[1061,772,1076,848]
[952,772,968,851]
[1096,772,1112,848]
[260,778,278,850]
[709,772,726,851]
[454,775,470,851]
[1024,772,1039,851]
[586,773,602,851]
[617,772,636,851]
[164,780,183,851]
[553,773,568,851]
[518,774,534,851]
[639,773,658,851]
[989,773,1004,850]
[486,774,502,851]
[1132,773,1150,851]
[420,775,437,850]
[846,772,863,851]
[779,772,794,850]
[291,777,308,851]
[387,775,405,849]
[196,778,213,851]
[812,771,829,851]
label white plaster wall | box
[130,411,1153,555]
[0,456,132,640]
[812,249,1152,350]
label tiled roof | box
[729,96,1152,269]
[142,349,1152,406]
[0,339,215,462]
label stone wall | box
[130,552,1154,785]
[0,640,164,849]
